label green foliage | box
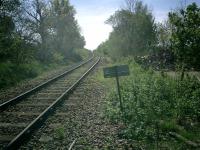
[0,0,20,13]
[169,3,200,69]
[50,0,85,61]
[55,126,65,140]
[105,58,200,145]
[96,2,200,71]
[175,75,200,126]
[0,62,40,88]
[0,0,85,64]
[96,0,156,59]
[0,60,74,89]
[94,41,110,57]
[74,48,92,60]
[0,0,86,89]
[52,52,65,64]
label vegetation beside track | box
[0,49,91,90]
[94,2,200,148]
[96,57,200,149]
[0,57,91,104]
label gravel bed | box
[19,63,134,150]
[6,105,48,112]
[0,112,35,124]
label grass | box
[95,57,200,149]
[0,59,77,89]
[55,126,65,140]
[93,57,116,92]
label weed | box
[55,126,65,140]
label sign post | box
[103,65,130,112]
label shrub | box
[105,58,200,143]
[0,62,40,89]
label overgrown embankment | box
[0,49,91,90]
[99,57,200,149]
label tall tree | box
[0,0,24,63]
[21,0,52,62]
[51,0,85,60]
[1,0,85,63]
[105,0,156,59]
[169,2,200,69]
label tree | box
[169,3,200,69]
[0,0,33,63]
[21,0,52,62]
[105,0,156,58]
[0,0,85,64]
[0,0,19,58]
[50,0,85,60]
[0,0,87,89]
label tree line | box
[0,0,86,64]
[95,0,200,70]
[0,0,88,88]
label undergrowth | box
[101,57,200,149]
[0,61,69,89]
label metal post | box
[115,67,123,112]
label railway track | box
[0,57,100,149]
[21,71,104,149]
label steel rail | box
[0,56,94,111]
[5,57,100,150]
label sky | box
[70,0,200,50]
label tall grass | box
[103,57,200,147]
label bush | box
[0,62,40,89]
[105,58,200,144]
